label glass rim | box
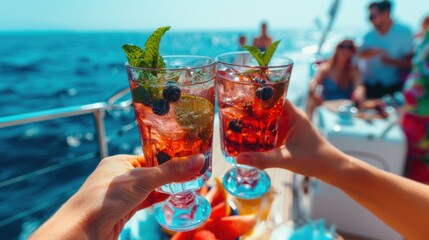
[216,51,294,69]
[125,55,217,71]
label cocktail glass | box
[126,56,216,231]
[216,52,293,199]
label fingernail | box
[187,154,204,171]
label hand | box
[309,86,324,105]
[236,100,342,179]
[380,52,394,65]
[31,154,205,240]
[360,48,385,59]
[351,85,366,103]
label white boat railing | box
[0,88,133,160]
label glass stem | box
[169,191,196,209]
[236,166,260,187]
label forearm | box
[383,57,412,70]
[319,150,429,239]
[359,49,379,59]
[30,194,95,240]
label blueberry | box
[163,84,181,103]
[229,119,243,133]
[152,99,170,115]
[156,151,172,164]
[256,86,274,100]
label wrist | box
[313,143,353,187]
[30,193,96,240]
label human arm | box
[309,63,329,102]
[359,48,385,59]
[350,66,366,103]
[306,63,328,116]
[30,154,205,240]
[236,100,429,240]
[358,34,384,59]
[381,52,413,70]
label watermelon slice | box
[210,201,231,219]
[205,177,227,207]
[204,214,257,240]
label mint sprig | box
[122,26,171,105]
[122,26,171,70]
[244,40,280,66]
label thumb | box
[128,154,205,195]
[236,145,290,170]
[155,153,205,186]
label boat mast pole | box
[316,0,341,55]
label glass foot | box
[223,166,271,199]
[154,191,211,231]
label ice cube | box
[158,70,182,84]
[177,69,192,84]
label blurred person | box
[359,0,414,99]
[238,34,247,51]
[252,22,272,51]
[415,15,429,40]
[402,30,429,183]
[307,39,365,117]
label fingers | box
[236,145,291,170]
[156,153,205,185]
[127,154,205,196]
[277,99,307,146]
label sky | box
[0,0,427,32]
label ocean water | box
[0,29,341,239]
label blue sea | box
[0,29,351,239]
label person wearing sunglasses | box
[359,0,414,99]
[307,39,365,116]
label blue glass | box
[223,165,271,199]
[154,192,211,231]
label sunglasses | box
[338,44,354,50]
[369,14,378,21]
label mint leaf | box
[263,40,280,66]
[122,44,145,67]
[122,26,170,106]
[244,40,281,66]
[244,45,265,66]
[142,26,170,69]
